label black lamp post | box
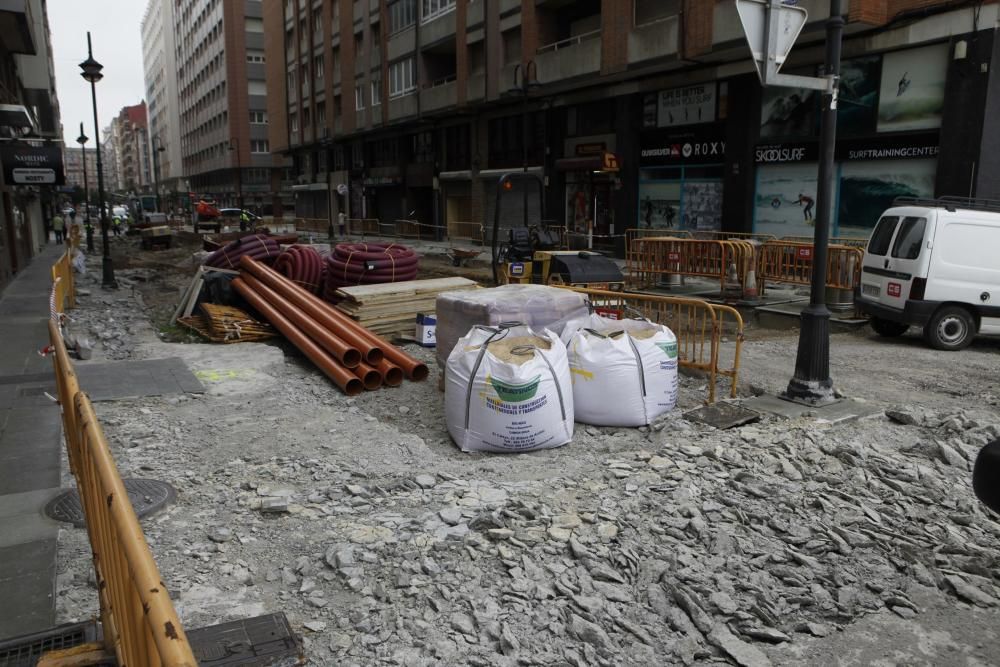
[509,61,540,228]
[781,0,844,405]
[76,122,93,252]
[152,135,165,212]
[79,32,115,288]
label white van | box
[856,197,1000,350]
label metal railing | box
[562,287,744,403]
[692,230,776,243]
[781,234,868,248]
[46,319,197,666]
[537,29,601,54]
[627,237,755,292]
[625,228,691,269]
[756,241,863,295]
[447,220,484,244]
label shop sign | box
[601,152,620,173]
[362,176,402,187]
[1,144,64,185]
[658,84,717,128]
[575,143,606,157]
[640,124,727,166]
[755,133,940,164]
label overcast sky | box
[48,0,149,145]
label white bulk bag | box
[564,314,678,427]
[446,324,574,453]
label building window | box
[371,74,382,106]
[314,55,324,81]
[634,0,680,27]
[502,28,521,65]
[287,69,296,92]
[290,113,298,132]
[317,101,326,126]
[246,50,266,64]
[250,110,268,124]
[389,58,416,98]
[251,140,270,153]
[332,47,340,75]
[421,0,455,22]
[388,0,416,34]
[355,84,365,110]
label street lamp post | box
[510,61,540,228]
[76,122,93,252]
[152,135,165,212]
[782,0,844,405]
[79,32,116,288]
[229,140,244,228]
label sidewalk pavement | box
[0,242,66,639]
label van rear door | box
[861,212,930,309]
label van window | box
[890,217,926,260]
[868,216,899,256]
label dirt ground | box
[53,234,1000,667]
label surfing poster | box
[838,159,937,237]
[877,44,948,133]
[753,163,820,239]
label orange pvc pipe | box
[241,273,362,368]
[241,257,430,382]
[240,256,383,365]
[377,360,404,387]
[353,360,382,391]
[233,278,364,396]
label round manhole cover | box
[45,478,177,527]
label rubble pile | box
[57,382,1000,666]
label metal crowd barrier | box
[293,217,330,234]
[756,241,863,295]
[627,236,755,292]
[563,287,744,403]
[781,234,868,248]
[44,319,197,666]
[692,230,777,243]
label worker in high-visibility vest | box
[240,209,250,232]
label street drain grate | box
[684,402,760,430]
[45,479,177,527]
[0,621,100,667]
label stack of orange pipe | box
[233,256,429,396]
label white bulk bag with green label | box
[445,324,574,453]
[564,315,678,427]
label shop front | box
[638,123,727,233]
[557,134,619,250]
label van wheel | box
[924,306,975,351]
[870,318,909,337]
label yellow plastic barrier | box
[562,287,744,403]
[45,319,197,667]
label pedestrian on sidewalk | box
[51,212,65,244]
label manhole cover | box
[684,402,760,430]
[45,479,177,527]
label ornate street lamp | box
[80,31,116,288]
[75,122,93,252]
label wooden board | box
[335,277,477,305]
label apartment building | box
[101,124,121,194]
[142,0,185,208]
[0,0,63,287]
[175,0,289,214]
[63,146,99,192]
[111,102,152,195]
[265,0,1000,251]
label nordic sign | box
[736,0,808,82]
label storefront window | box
[638,166,723,232]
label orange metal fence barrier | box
[691,231,777,243]
[781,235,868,248]
[562,287,744,403]
[627,236,755,292]
[447,221,484,244]
[50,250,76,316]
[45,319,197,666]
[756,241,863,295]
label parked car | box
[855,196,1000,350]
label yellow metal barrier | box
[346,218,385,237]
[562,287,744,403]
[781,234,868,248]
[50,250,76,316]
[394,219,426,240]
[627,236,755,292]
[46,320,197,666]
[447,220,484,244]
[294,217,330,234]
[756,241,863,295]
[691,230,777,243]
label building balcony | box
[0,0,36,54]
[388,28,417,62]
[421,7,456,45]
[534,30,601,83]
[499,0,519,14]
[420,77,456,113]
[388,93,418,122]
[628,14,680,64]
[467,0,484,27]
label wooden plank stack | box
[179,303,277,343]
[334,277,479,337]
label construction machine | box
[490,172,624,289]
